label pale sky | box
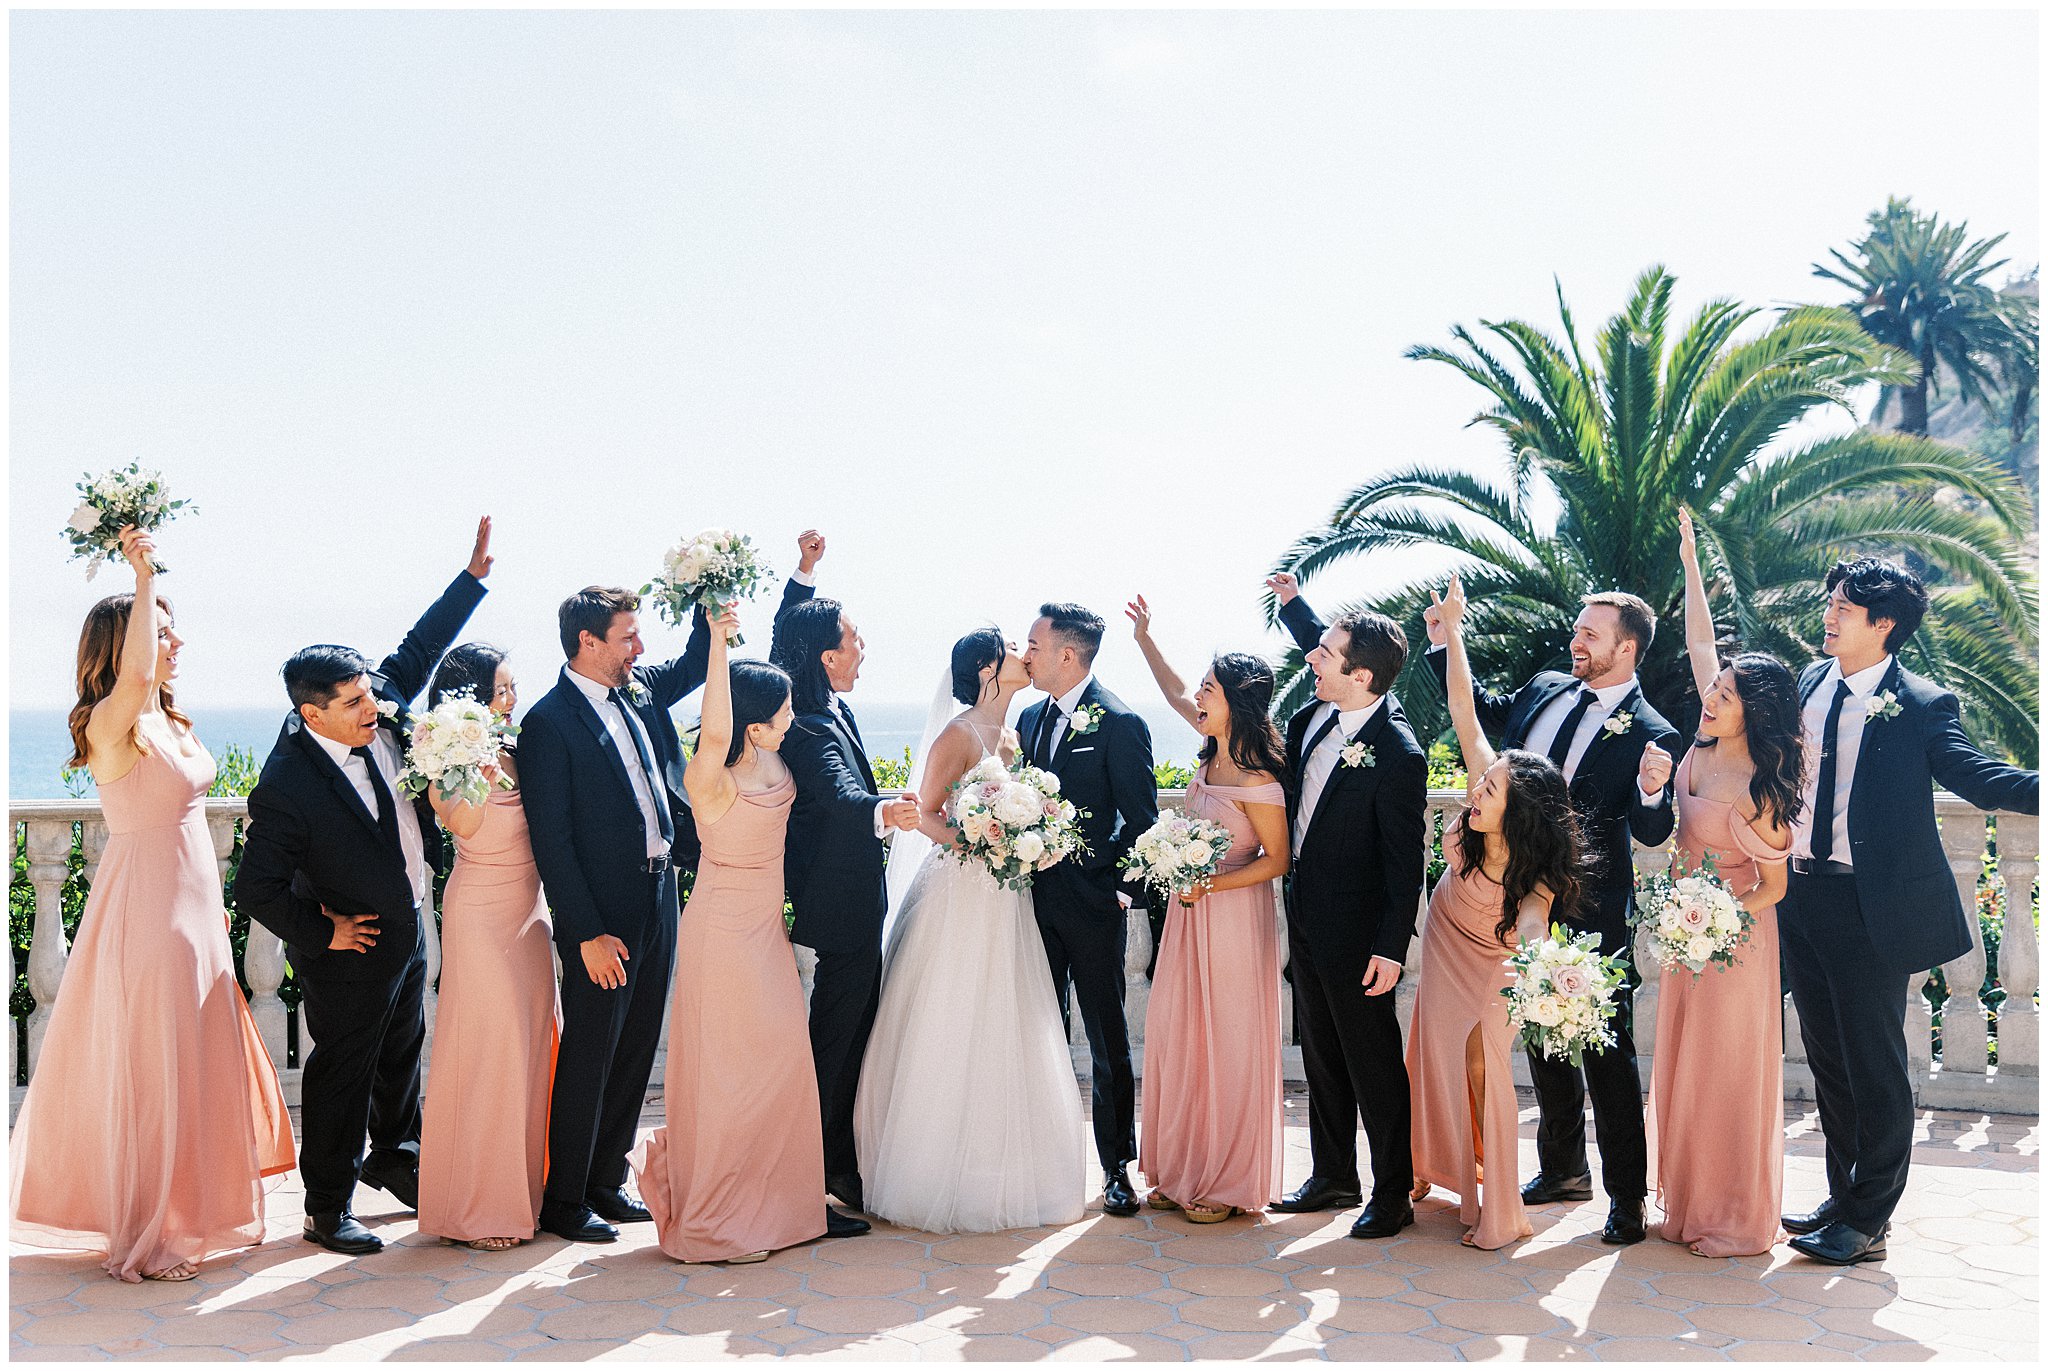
[9,6,2039,712]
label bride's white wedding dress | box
[853,734,1087,1233]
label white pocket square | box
[1068,746,1096,754]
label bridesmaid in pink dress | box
[1127,598,1289,1222]
[11,529,294,1282]
[417,646,560,1251]
[1408,575,1590,1249]
[1643,509,1802,1257]
[633,610,829,1263]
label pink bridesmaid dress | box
[10,720,294,1281]
[1405,820,1532,1250]
[632,773,826,1261]
[1140,766,1285,1213]
[418,786,560,1244]
[1646,748,1791,1257]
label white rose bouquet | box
[397,691,520,808]
[1120,812,1234,904]
[946,755,1088,891]
[61,462,195,579]
[643,528,772,645]
[1500,925,1628,1067]
[1633,858,1754,977]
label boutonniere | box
[375,698,400,726]
[1868,690,1903,723]
[624,679,652,709]
[1602,710,1635,737]
[1067,703,1104,736]
[1340,740,1376,769]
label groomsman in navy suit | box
[1423,589,1678,1246]
[1778,558,2036,1265]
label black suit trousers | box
[297,946,427,1219]
[1779,872,1914,1232]
[1287,926,1413,1200]
[809,941,884,1183]
[1034,876,1136,1171]
[545,869,677,1206]
[1526,912,1647,1200]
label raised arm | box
[84,528,164,780]
[683,607,743,823]
[376,517,491,702]
[1124,595,1201,731]
[1677,507,1719,698]
[1437,576,1497,784]
[1267,573,1327,657]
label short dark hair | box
[726,660,794,766]
[283,645,372,712]
[1038,602,1105,666]
[1330,610,1407,694]
[1580,591,1656,656]
[558,587,639,659]
[1825,558,1929,652]
[430,642,507,711]
[772,597,847,715]
[950,627,1006,707]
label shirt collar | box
[1055,674,1095,716]
[1828,655,1893,699]
[566,665,617,704]
[307,728,359,769]
[1587,676,1639,710]
[1329,695,1386,734]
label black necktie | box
[1809,680,1852,863]
[609,688,674,843]
[1545,686,1596,776]
[836,698,867,753]
[1302,708,1343,767]
[350,745,403,856]
[1035,703,1064,767]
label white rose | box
[1013,832,1046,864]
[1526,996,1566,1027]
[1686,934,1717,963]
[456,718,489,747]
[1038,772,1061,795]
[995,784,1042,826]
[1180,841,1214,869]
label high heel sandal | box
[141,1263,198,1282]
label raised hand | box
[1421,593,1446,647]
[1435,575,1468,634]
[580,933,630,990]
[708,604,743,643]
[1677,505,1698,568]
[1124,594,1153,639]
[467,515,494,580]
[797,529,826,576]
[1264,572,1301,605]
[1638,740,1674,795]
[118,525,157,581]
[324,906,379,954]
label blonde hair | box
[68,593,190,768]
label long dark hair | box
[726,660,794,766]
[1457,749,1592,944]
[772,597,845,715]
[950,628,1006,707]
[69,593,191,767]
[1699,651,1807,829]
[430,642,507,711]
[1199,653,1288,781]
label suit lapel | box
[561,670,639,801]
[1050,680,1101,767]
[1302,700,1390,850]
[822,707,877,793]
[1568,684,1643,786]
[1506,675,1576,750]
[1845,658,1904,804]
[291,724,386,841]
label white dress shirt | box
[1792,655,1892,865]
[567,666,670,860]
[1525,676,1667,806]
[1293,696,1386,859]
[309,725,430,906]
[1037,674,1097,762]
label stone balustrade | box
[9,793,2038,1120]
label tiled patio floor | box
[10,1091,2037,1362]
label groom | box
[1019,603,1159,1218]
[235,517,493,1255]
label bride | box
[852,628,1088,1233]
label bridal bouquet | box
[947,755,1087,891]
[397,691,519,807]
[61,463,196,579]
[1501,926,1628,1067]
[643,528,772,645]
[1121,812,1233,904]
[1633,858,1753,976]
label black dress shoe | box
[824,1206,871,1239]
[303,1213,383,1255]
[1781,1199,1841,1235]
[1600,1199,1648,1245]
[538,1201,618,1244]
[1521,1172,1594,1205]
[1101,1166,1140,1217]
[585,1187,652,1224]
[826,1173,866,1213]
[358,1160,420,1212]
[1789,1221,1887,1266]
[1270,1178,1364,1214]
[1348,1198,1416,1239]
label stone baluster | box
[1938,814,1990,1076]
[243,921,290,1074]
[24,819,75,1073]
[1124,899,1153,1053]
[1994,815,2039,1077]
[1274,881,1293,1046]
[80,819,110,885]
[1904,967,1934,1088]
[1631,918,1659,1060]
[206,809,236,888]
[419,888,442,1071]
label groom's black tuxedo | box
[1782,656,2036,1233]
[520,576,813,1211]
[235,569,486,1221]
[1018,678,1159,1173]
[1277,597,1428,1201]
[1424,643,1677,1204]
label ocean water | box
[9,701,1200,800]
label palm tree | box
[1265,266,2039,763]
[1815,198,2023,436]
